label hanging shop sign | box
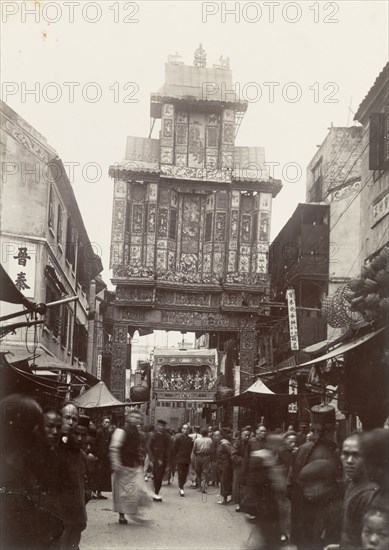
[286,288,299,351]
[288,377,298,413]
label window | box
[73,321,88,361]
[65,217,76,266]
[309,159,323,202]
[48,185,55,230]
[45,285,60,336]
[169,209,177,240]
[205,212,213,242]
[206,126,218,148]
[60,306,69,348]
[369,106,389,170]
[57,205,63,245]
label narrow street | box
[81,481,252,550]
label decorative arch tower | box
[108,46,282,407]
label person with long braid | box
[287,404,343,548]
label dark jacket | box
[216,439,232,471]
[147,430,170,463]
[174,433,193,464]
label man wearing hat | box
[147,419,170,501]
[287,404,343,548]
[58,406,89,550]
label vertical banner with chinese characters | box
[286,288,299,351]
[7,241,37,299]
[97,354,102,380]
[288,377,298,413]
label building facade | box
[306,126,363,339]
[0,100,103,387]
[354,62,389,264]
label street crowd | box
[1,395,388,550]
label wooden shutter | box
[369,112,385,170]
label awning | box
[1,342,80,370]
[45,265,67,294]
[257,326,387,378]
[73,380,145,409]
[214,378,306,409]
[296,327,387,369]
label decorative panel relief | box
[110,179,128,268]
[175,111,188,166]
[160,103,175,165]
[188,112,205,168]
[221,109,235,171]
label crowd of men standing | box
[1,394,388,550]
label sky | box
[1,0,388,289]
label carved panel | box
[230,210,239,239]
[111,344,127,393]
[215,212,227,241]
[228,251,236,272]
[223,292,241,306]
[113,324,128,344]
[180,254,197,273]
[156,249,167,271]
[203,254,212,272]
[147,203,156,232]
[231,191,240,208]
[239,256,250,273]
[158,208,169,237]
[161,148,173,164]
[175,153,187,166]
[176,123,188,145]
[259,212,270,241]
[241,331,256,351]
[146,247,154,267]
[175,292,210,306]
[241,215,252,242]
[147,183,158,201]
[116,287,153,302]
[167,250,175,270]
[212,253,222,273]
[188,112,205,168]
[156,291,175,304]
[115,180,127,198]
[130,245,142,266]
[159,311,256,330]
[160,165,231,183]
[132,204,144,234]
[122,310,146,322]
[260,193,272,210]
[181,195,200,254]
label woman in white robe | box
[110,413,152,524]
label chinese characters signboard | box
[288,377,298,413]
[7,241,37,299]
[286,288,299,351]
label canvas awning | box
[295,327,386,369]
[73,380,144,409]
[214,378,305,409]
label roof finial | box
[194,44,207,68]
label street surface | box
[81,481,252,550]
